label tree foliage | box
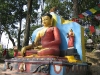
[43,0,99,19]
[0,0,99,49]
[77,0,99,14]
[44,0,72,19]
[0,0,39,49]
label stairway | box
[86,50,100,75]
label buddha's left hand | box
[21,47,26,57]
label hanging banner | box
[89,8,97,14]
[95,14,100,20]
[82,12,89,16]
[78,4,100,18]
[78,14,84,18]
[85,10,92,15]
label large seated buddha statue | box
[15,7,85,63]
[20,13,61,57]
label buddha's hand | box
[34,42,37,46]
[34,39,41,46]
[21,47,26,57]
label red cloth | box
[78,14,84,18]
[38,27,61,56]
[89,25,95,34]
[14,51,18,57]
[17,27,61,56]
[98,4,100,7]
[3,50,6,56]
[72,18,79,22]
[68,36,74,48]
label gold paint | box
[81,27,86,62]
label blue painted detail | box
[50,65,64,75]
[31,13,83,60]
[54,14,82,60]
[50,64,87,75]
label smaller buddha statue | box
[66,29,80,61]
[67,29,75,49]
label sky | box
[1,18,27,49]
[1,33,13,49]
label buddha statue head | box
[42,13,53,27]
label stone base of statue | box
[2,55,89,75]
[65,48,80,60]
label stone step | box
[86,52,100,59]
[86,52,100,65]
[1,71,49,75]
[93,50,100,57]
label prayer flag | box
[89,25,95,34]
[82,12,89,16]
[89,8,97,13]
[98,4,100,7]
[85,10,92,15]
[78,14,84,18]
[94,6,100,11]
[95,14,100,20]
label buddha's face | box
[42,16,52,27]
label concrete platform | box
[1,70,49,75]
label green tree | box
[43,0,99,19]
[0,0,27,49]
[13,0,27,49]
[78,0,99,14]
[0,0,39,49]
[0,0,17,46]
[44,0,72,19]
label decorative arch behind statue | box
[32,12,85,62]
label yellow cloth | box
[65,56,81,63]
[61,17,72,24]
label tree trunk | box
[4,26,16,47]
[17,19,22,49]
[22,0,32,46]
[72,0,78,17]
[6,30,15,46]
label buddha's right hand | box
[21,47,26,57]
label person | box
[1,42,7,56]
[86,36,93,44]
[67,29,75,49]
[13,46,18,57]
[84,26,89,37]
[21,13,61,57]
[86,36,94,49]
[96,40,100,50]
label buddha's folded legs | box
[38,48,60,56]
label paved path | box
[0,58,5,74]
[0,63,4,75]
